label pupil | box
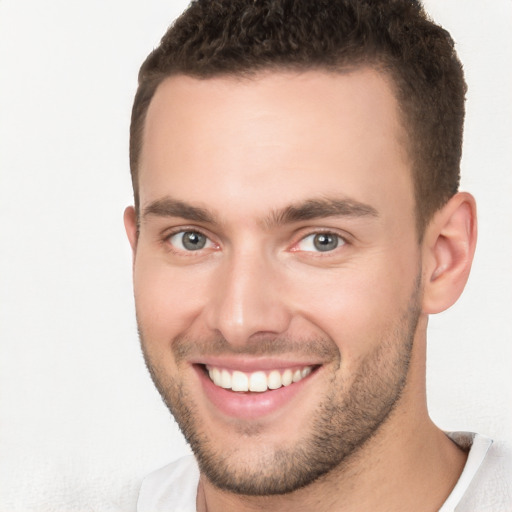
[313,233,338,252]
[183,232,206,250]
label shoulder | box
[137,455,200,512]
[447,432,512,512]
[457,436,512,511]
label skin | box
[125,69,477,511]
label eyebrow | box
[265,198,379,228]
[142,197,215,224]
[141,196,378,227]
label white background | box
[0,1,510,510]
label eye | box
[295,232,345,253]
[168,230,215,252]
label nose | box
[203,250,292,347]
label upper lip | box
[190,356,323,373]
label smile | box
[206,365,314,392]
[195,361,322,419]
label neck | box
[197,321,467,512]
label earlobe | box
[422,192,477,314]
[123,206,139,256]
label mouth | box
[194,361,321,420]
[205,364,314,392]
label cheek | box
[133,254,210,344]
[286,256,419,358]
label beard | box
[138,276,421,496]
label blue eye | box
[296,233,344,252]
[168,231,214,251]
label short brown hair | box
[130,0,466,234]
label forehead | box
[139,69,413,224]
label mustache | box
[172,335,340,365]
[137,329,340,365]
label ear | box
[421,192,477,314]
[123,206,138,257]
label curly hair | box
[130,0,466,234]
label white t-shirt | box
[138,432,512,512]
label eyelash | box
[162,228,349,255]
[163,227,218,255]
[290,230,348,254]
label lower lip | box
[195,365,318,420]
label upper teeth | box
[206,366,313,392]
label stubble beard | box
[138,281,421,496]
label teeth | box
[249,371,267,392]
[231,371,249,392]
[281,369,293,386]
[206,365,314,392]
[220,369,231,389]
[211,367,221,386]
[267,370,282,390]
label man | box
[124,0,511,510]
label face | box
[127,69,424,495]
